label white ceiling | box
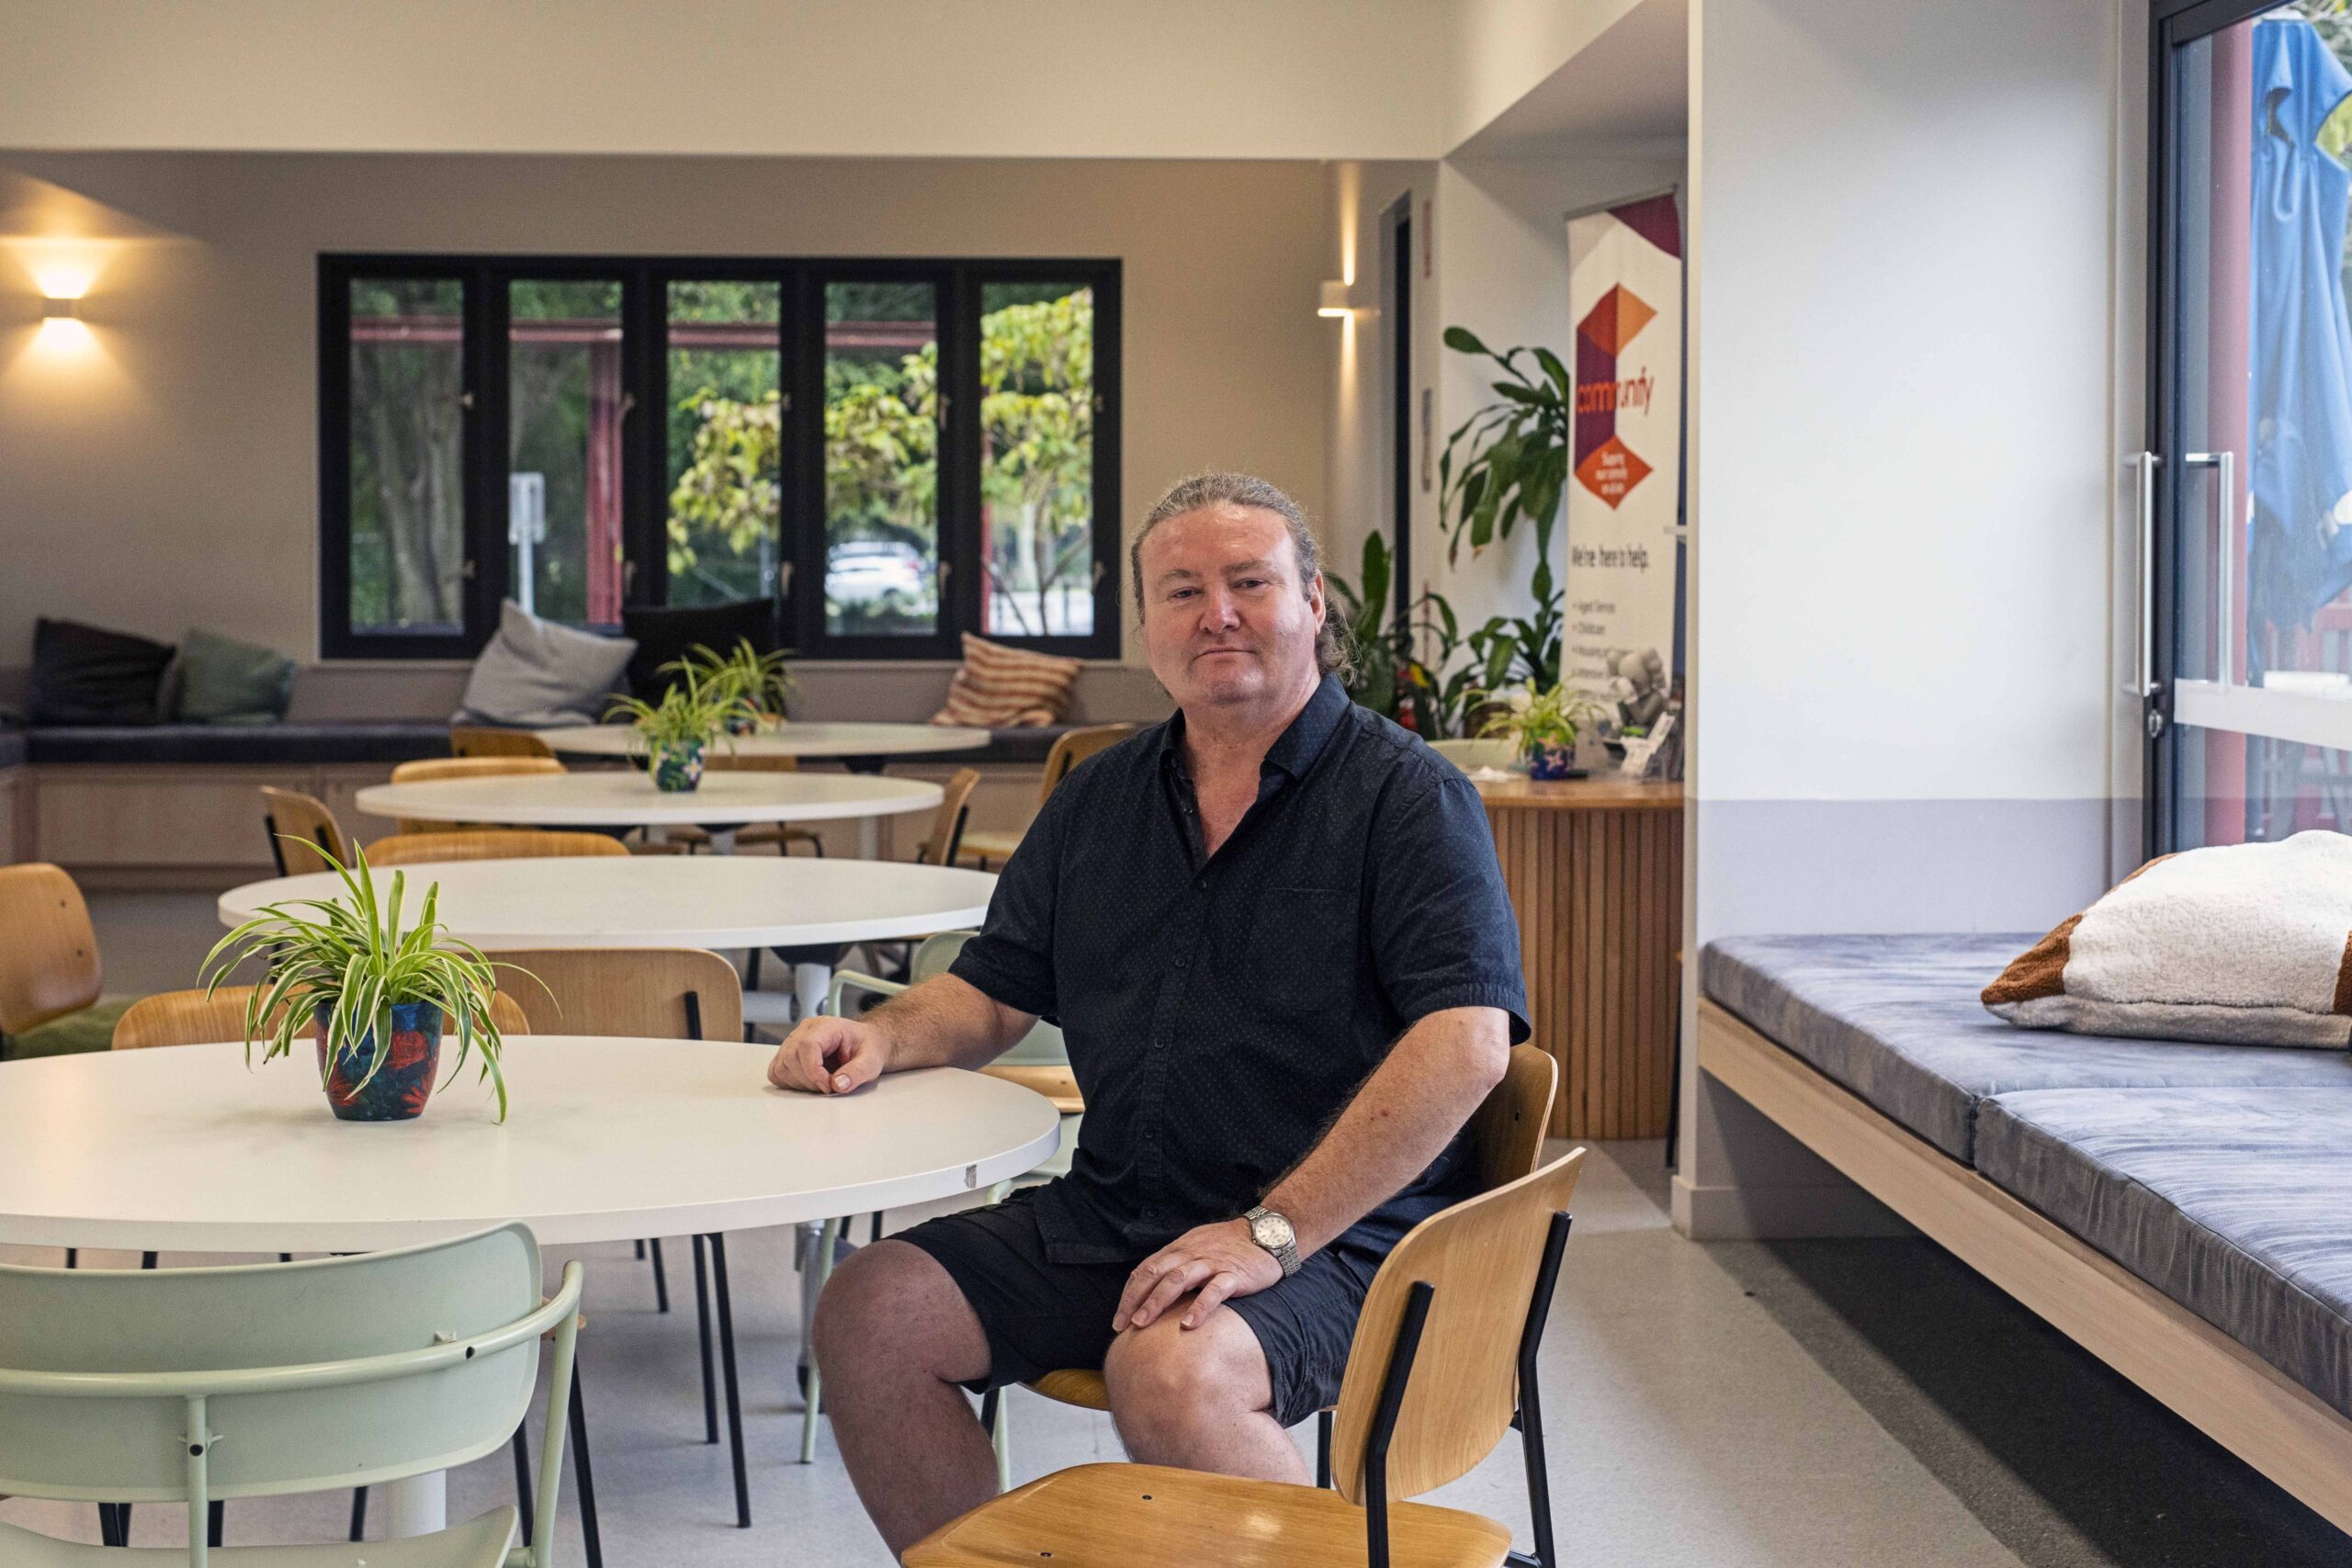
[1451,0,1688,160]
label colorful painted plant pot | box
[722,708,759,737]
[313,999,443,1122]
[1523,739,1583,781]
[651,739,706,792]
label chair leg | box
[207,1500,224,1549]
[141,1252,157,1269]
[799,1216,842,1464]
[64,1248,76,1269]
[708,1234,753,1526]
[1516,1393,1555,1568]
[693,1235,719,1444]
[985,1386,1012,1493]
[634,1239,646,1261]
[650,1236,671,1313]
[511,1423,535,1546]
[348,1487,368,1542]
[97,1505,124,1546]
[868,1212,883,1245]
[1316,1408,1333,1489]
[569,1361,605,1568]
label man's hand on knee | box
[1114,1219,1283,1333]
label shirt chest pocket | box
[1246,886,1360,1018]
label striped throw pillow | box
[932,634,1082,728]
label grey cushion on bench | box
[1977,1087,2352,1424]
[1702,934,2352,1162]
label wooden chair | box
[1014,1045,1560,1508]
[493,947,757,1529]
[917,768,982,866]
[258,786,350,877]
[905,1149,1588,1568]
[388,754,567,833]
[451,726,557,760]
[114,986,530,1052]
[0,863,102,1042]
[954,725,1136,869]
[361,829,630,867]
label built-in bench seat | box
[1702,933,2352,1161]
[22,722,452,767]
[1699,933,2352,1534]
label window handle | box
[458,390,476,411]
[462,558,478,581]
[2185,451,2235,684]
[777,561,793,597]
[2125,452,2158,700]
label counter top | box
[1469,773,1682,810]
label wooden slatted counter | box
[1472,774,1683,1139]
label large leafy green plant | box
[200,840,513,1120]
[1438,326,1573,690]
[1326,533,1495,739]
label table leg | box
[794,961,831,1023]
[710,826,740,856]
[382,1470,447,1538]
[858,814,880,860]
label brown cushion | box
[932,634,1080,728]
[1984,831,2352,1047]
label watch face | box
[1251,1211,1295,1250]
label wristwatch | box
[1244,1205,1302,1278]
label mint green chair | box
[804,931,1077,1471]
[0,1224,583,1567]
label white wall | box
[1678,0,2126,1237]
[0,1,1445,162]
[0,152,1331,670]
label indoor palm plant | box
[605,666,748,790]
[200,840,511,1122]
[1481,681,1613,780]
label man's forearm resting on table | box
[869,974,1039,1073]
[1263,1005,1512,1257]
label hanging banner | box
[1565,191,1682,749]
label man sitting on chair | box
[766,471,1530,1558]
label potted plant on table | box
[200,841,511,1122]
[1481,681,1613,780]
[670,638,797,735]
[605,667,747,791]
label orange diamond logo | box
[1575,435,1651,509]
[1577,285,1657,356]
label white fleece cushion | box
[1983,830,2352,1047]
[455,601,637,728]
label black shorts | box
[896,1188,1384,1429]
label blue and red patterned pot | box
[314,999,443,1122]
[1524,739,1581,781]
[651,739,706,792]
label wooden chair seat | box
[980,1062,1084,1115]
[951,827,1025,868]
[663,821,825,852]
[903,1462,1511,1568]
[1020,1367,1108,1410]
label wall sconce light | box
[1318,280,1352,319]
[42,297,80,321]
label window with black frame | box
[318,255,1120,661]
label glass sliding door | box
[345,275,470,642]
[662,279,786,608]
[2153,1,2352,849]
[820,278,942,641]
[506,278,627,630]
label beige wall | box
[0,152,1331,670]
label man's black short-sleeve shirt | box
[949,675,1531,1264]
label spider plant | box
[604,664,750,755]
[1479,680,1613,754]
[668,637,797,723]
[199,838,512,1121]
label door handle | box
[2184,451,2235,683]
[2126,452,2159,699]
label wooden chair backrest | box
[0,863,101,1034]
[1035,725,1135,807]
[705,752,799,773]
[1467,1043,1557,1191]
[492,948,743,1042]
[114,987,528,1051]
[259,786,350,878]
[360,830,629,867]
[390,756,566,785]
[449,727,556,760]
[921,769,981,865]
[1328,1148,1586,1506]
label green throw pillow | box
[175,628,296,725]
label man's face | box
[1138,503,1326,713]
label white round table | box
[536,721,989,762]
[220,855,999,1023]
[0,1037,1058,1536]
[356,771,942,856]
